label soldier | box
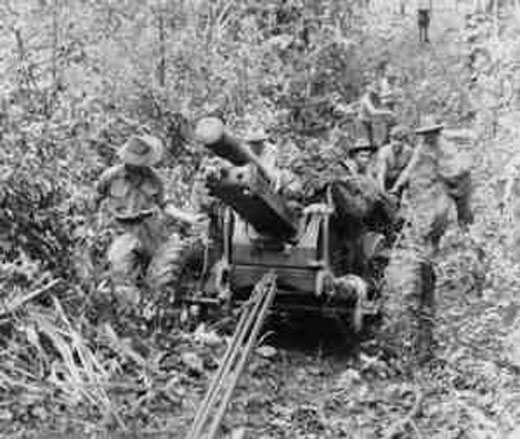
[342,137,378,177]
[379,67,402,113]
[272,137,305,206]
[243,126,278,173]
[384,116,444,368]
[376,124,414,195]
[243,126,304,201]
[358,82,394,149]
[337,137,398,235]
[379,66,403,144]
[386,115,476,367]
[417,0,433,43]
[95,134,206,307]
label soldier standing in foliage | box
[380,67,402,114]
[95,134,205,308]
[385,116,445,367]
[358,82,394,149]
[386,115,474,366]
[417,0,433,43]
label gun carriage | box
[182,117,397,439]
[189,117,391,331]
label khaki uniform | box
[386,129,474,366]
[358,92,380,148]
[438,136,474,227]
[97,164,183,304]
[386,140,443,367]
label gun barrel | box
[194,117,299,241]
[194,117,276,183]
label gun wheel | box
[316,269,335,298]
[353,284,368,333]
[334,274,369,334]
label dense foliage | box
[1,0,520,437]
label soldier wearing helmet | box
[342,137,378,177]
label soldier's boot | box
[107,232,143,309]
[455,193,474,229]
[415,260,436,364]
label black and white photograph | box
[0,0,519,437]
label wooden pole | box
[51,0,58,85]
[156,7,166,87]
[494,0,499,40]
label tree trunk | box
[157,9,166,87]
[494,0,499,39]
[51,0,58,85]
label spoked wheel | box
[332,274,371,334]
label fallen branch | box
[382,389,424,439]
[0,278,61,319]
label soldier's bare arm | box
[375,148,390,191]
[363,94,393,118]
[163,203,207,225]
[93,165,122,209]
[391,142,424,193]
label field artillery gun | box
[190,117,391,330]
[183,118,396,439]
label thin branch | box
[382,389,424,439]
[0,279,62,319]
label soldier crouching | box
[95,134,206,309]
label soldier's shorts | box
[107,215,187,305]
[443,172,473,226]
